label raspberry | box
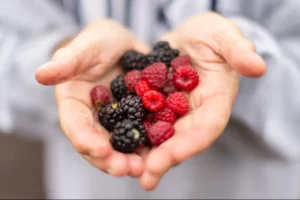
[148,121,175,146]
[90,85,111,109]
[154,107,177,124]
[142,113,155,132]
[124,70,142,92]
[98,102,123,132]
[142,62,167,89]
[171,55,191,71]
[118,95,145,122]
[110,119,146,153]
[120,50,149,71]
[142,121,153,132]
[161,72,178,95]
[135,80,152,98]
[110,75,128,101]
[173,65,199,91]
[148,41,179,66]
[166,92,189,115]
[142,90,165,112]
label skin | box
[35,13,266,191]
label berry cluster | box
[90,41,200,153]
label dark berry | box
[110,119,147,153]
[120,50,149,72]
[98,102,123,132]
[148,41,180,66]
[118,95,145,122]
[110,75,127,101]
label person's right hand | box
[35,20,150,177]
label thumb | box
[35,21,150,85]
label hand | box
[139,12,266,190]
[35,20,150,177]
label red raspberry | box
[154,107,177,124]
[142,62,167,89]
[135,80,152,98]
[166,92,189,115]
[173,65,199,91]
[90,85,111,109]
[142,121,153,133]
[142,90,165,112]
[171,55,191,71]
[124,70,142,91]
[162,72,178,95]
[148,121,175,146]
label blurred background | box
[0,133,45,198]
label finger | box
[35,21,150,85]
[142,95,233,189]
[127,154,145,178]
[212,22,266,77]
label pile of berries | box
[90,41,199,153]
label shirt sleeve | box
[221,0,300,159]
[0,0,79,139]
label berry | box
[118,95,145,122]
[135,80,151,98]
[110,120,146,153]
[148,121,175,146]
[148,41,179,66]
[154,107,177,124]
[90,85,111,109]
[173,65,199,91]
[171,55,191,71]
[124,70,142,92]
[161,72,178,95]
[142,62,168,89]
[142,121,153,133]
[98,102,123,132]
[110,75,127,101]
[142,90,165,112]
[120,50,149,71]
[166,92,189,115]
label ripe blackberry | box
[118,95,145,122]
[110,75,127,101]
[120,50,149,72]
[110,120,147,153]
[148,41,180,66]
[98,102,123,132]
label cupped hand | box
[35,19,150,177]
[139,12,266,190]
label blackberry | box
[98,102,123,132]
[110,120,146,153]
[118,95,145,122]
[110,75,127,101]
[148,41,180,66]
[120,50,149,72]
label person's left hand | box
[139,12,266,190]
